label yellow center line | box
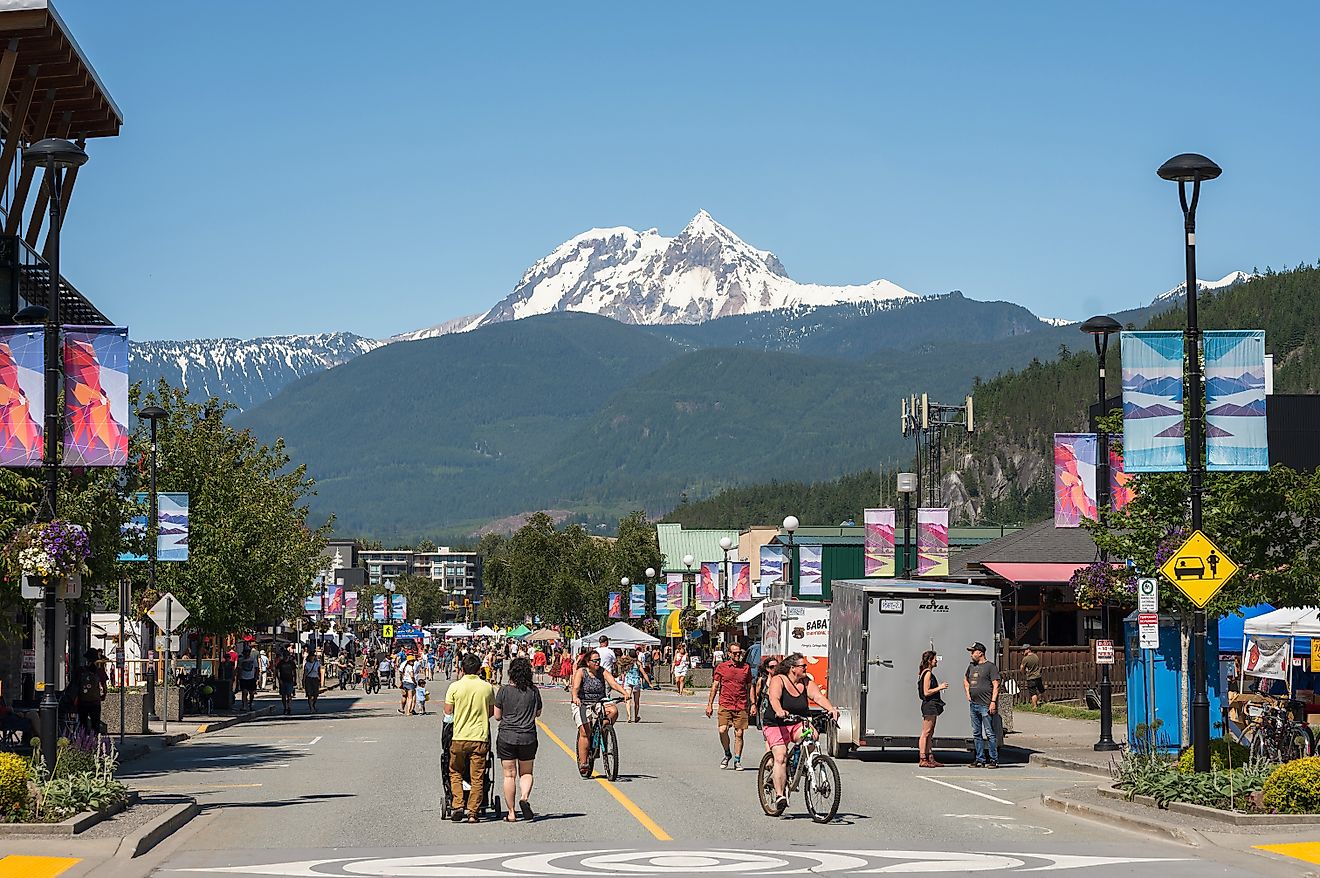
[536,719,671,841]
[1255,842,1320,865]
[0,856,81,878]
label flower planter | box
[0,790,137,836]
[102,690,149,735]
[1099,783,1320,825]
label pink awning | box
[981,562,1089,584]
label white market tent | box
[1244,607,1320,638]
[574,621,661,654]
[474,625,499,637]
[445,624,475,639]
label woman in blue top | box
[621,648,651,723]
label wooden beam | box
[0,39,20,112]
[25,111,70,247]
[5,87,56,235]
[0,65,37,193]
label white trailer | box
[826,579,1002,756]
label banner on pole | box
[325,585,344,614]
[798,546,823,596]
[697,562,720,608]
[654,586,669,616]
[344,591,358,619]
[305,589,324,613]
[117,492,188,562]
[608,592,622,619]
[1109,441,1135,513]
[629,583,646,618]
[1054,434,1097,527]
[917,508,950,576]
[0,326,43,466]
[62,326,129,467]
[1121,331,1186,472]
[864,508,896,576]
[665,573,684,611]
[1205,330,1268,471]
[730,561,751,602]
[758,545,784,595]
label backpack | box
[79,665,103,701]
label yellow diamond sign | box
[1159,530,1240,608]
[381,624,394,639]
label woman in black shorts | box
[917,649,948,768]
[494,657,542,822]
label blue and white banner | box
[1205,330,1268,471]
[629,583,646,618]
[1121,331,1186,472]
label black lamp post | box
[1081,315,1122,752]
[137,404,166,717]
[20,138,88,774]
[897,473,917,576]
[1158,152,1221,774]
[782,516,798,594]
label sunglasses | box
[792,663,807,669]
[588,657,601,663]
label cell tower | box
[900,392,975,508]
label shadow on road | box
[201,792,356,811]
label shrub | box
[1178,738,1251,773]
[0,752,29,815]
[1262,757,1320,814]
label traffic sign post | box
[1138,613,1160,649]
[1095,640,1115,665]
[145,593,188,734]
[1158,530,1239,608]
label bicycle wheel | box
[803,754,842,824]
[601,724,620,781]
[1288,723,1315,761]
[757,751,785,816]
[1249,729,1271,763]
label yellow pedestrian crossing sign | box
[382,624,394,638]
[1159,529,1239,608]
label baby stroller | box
[440,716,500,820]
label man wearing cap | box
[963,642,1000,768]
[1020,644,1044,708]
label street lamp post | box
[1081,315,1122,752]
[782,516,798,594]
[137,405,166,720]
[18,138,88,774]
[645,567,655,619]
[718,537,734,606]
[896,473,918,577]
[682,554,695,606]
[620,577,629,620]
[384,579,395,649]
[1158,152,1221,773]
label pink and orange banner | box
[864,508,896,577]
[1054,433,1098,527]
[730,562,751,602]
[0,326,44,466]
[63,326,129,467]
[665,573,684,611]
[608,592,622,619]
[697,562,720,608]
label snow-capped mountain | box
[131,332,385,412]
[391,313,484,343]
[466,210,919,329]
[1153,270,1253,303]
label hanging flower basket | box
[639,616,660,635]
[1070,561,1136,610]
[679,604,702,632]
[712,605,740,629]
[3,520,92,580]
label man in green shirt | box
[1020,644,1044,708]
[445,652,494,822]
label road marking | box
[0,856,81,877]
[1255,842,1320,865]
[919,775,1015,805]
[536,719,672,842]
[306,735,323,746]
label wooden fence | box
[1001,645,1126,705]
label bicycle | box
[757,713,842,823]
[364,669,381,695]
[581,698,621,781]
[1244,697,1314,763]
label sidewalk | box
[1005,708,1123,777]
[116,689,293,763]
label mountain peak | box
[681,209,730,238]
[1153,270,1254,303]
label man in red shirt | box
[706,641,753,770]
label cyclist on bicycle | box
[763,652,838,812]
[570,649,628,777]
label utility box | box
[1124,610,1224,753]
[827,579,1002,756]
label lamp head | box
[682,554,694,568]
[1079,315,1121,337]
[137,404,167,422]
[24,138,88,169]
[1157,153,1221,183]
[719,536,733,551]
[13,304,47,324]
[645,567,655,579]
[782,515,799,534]
[620,577,629,587]
[896,472,918,494]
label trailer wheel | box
[826,726,853,759]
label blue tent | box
[1219,604,1313,656]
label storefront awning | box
[737,599,766,624]
[981,562,1090,584]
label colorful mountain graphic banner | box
[697,562,720,608]
[325,585,344,614]
[1205,330,1268,471]
[305,589,325,613]
[344,591,358,619]
[654,585,669,615]
[394,594,408,620]
[917,508,949,576]
[864,508,896,576]
[798,545,823,596]
[1054,434,1098,527]
[665,573,684,611]
[730,562,751,601]
[63,326,129,467]
[1121,331,1186,472]
[608,592,622,619]
[372,594,407,622]
[1109,442,1135,513]
[759,545,785,592]
[629,583,646,618]
[118,492,187,561]
[0,327,43,466]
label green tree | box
[393,572,447,625]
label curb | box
[193,703,278,735]
[1028,752,1114,778]
[116,797,199,859]
[1096,783,1320,826]
[0,791,138,837]
[118,705,276,764]
[1041,792,1203,845]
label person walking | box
[750,656,779,744]
[445,652,494,823]
[596,636,617,675]
[673,646,689,696]
[258,648,270,690]
[399,655,418,715]
[234,643,259,712]
[303,649,325,714]
[75,649,108,733]
[623,646,651,722]
[274,644,298,714]
[707,642,753,769]
[495,657,542,822]
[1020,644,1044,708]
[964,642,1001,768]
[917,649,948,768]
[531,646,547,684]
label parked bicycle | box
[757,713,841,823]
[582,698,621,781]
[178,671,215,716]
[1244,697,1314,763]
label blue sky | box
[52,2,1320,340]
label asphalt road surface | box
[115,680,1301,877]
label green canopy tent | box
[508,624,532,639]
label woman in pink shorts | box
[762,652,838,813]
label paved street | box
[88,681,1307,877]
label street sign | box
[20,574,82,600]
[1158,530,1240,608]
[1095,639,1115,664]
[146,593,189,632]
[155,635,180,653]
[1137,577,1159,613]
[21,649,34,673]
[381,624,394,639]
[1138,612,1160,649]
